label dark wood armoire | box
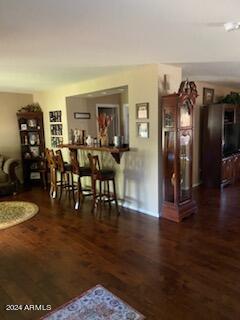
[201,104,240,187]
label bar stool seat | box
[80,166,92,176]
[98,169,115,180]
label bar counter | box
[59,144,130,164]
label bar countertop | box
[59,144,130,164]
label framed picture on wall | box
[203,88,214,105]
[137,122,149,138]
[50,124,63,136]
[136,103,149,119]
[51,137,63,148]
[74,112,91,119]
[49,110,62,122]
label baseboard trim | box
[119,201,159,218]
[193,181,202,188]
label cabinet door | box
[163,131,175,203]
[236,155,240,180]
[228,158,234,182]
[224,106,236,124]
[236,106,240,123]
[222,159,227,184]
[179,130,192,202]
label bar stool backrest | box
[69,149,80,175]
[55,149,65,173]
[87,153,101,177]
[46,148,57,169]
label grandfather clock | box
[162,81,198,222]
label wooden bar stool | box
[69,149,92,210]
[87,153,119,215]
[55,149,73,200]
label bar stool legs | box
[50,166,57,199]
[112,178,119,214]
[91,178,119,215]
[59,171,73,201]
[74,175,84,210]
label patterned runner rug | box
[41,285,145,320]
[0,201,39,230]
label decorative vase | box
[100,134,109,147]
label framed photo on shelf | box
[203,88,214,105]
[27,119,37,128]
[136,103,149,119]
[137,122,149,138]
[30,172,41,180]
[24,152,31,159]
[49,110,62,122]
[28,132,39,145]
[20,123,27,130]
[30,146,40,157]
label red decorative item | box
[97,113,113,146]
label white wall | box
[66,97,96,136]
[0,92,33,159]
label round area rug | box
[0,201,39,230]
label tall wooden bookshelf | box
[17,112,46,187]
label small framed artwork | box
[20,123,27,130]
[137,122,149,138]
[74,112,91,119]
[203,88,214,105]
[136,103,149,119]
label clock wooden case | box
[162,81,198,222]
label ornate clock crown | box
[178,79,198,105]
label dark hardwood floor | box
[1,184,240,320]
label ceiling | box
[1,0,240,91]
[78,86,128,99]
